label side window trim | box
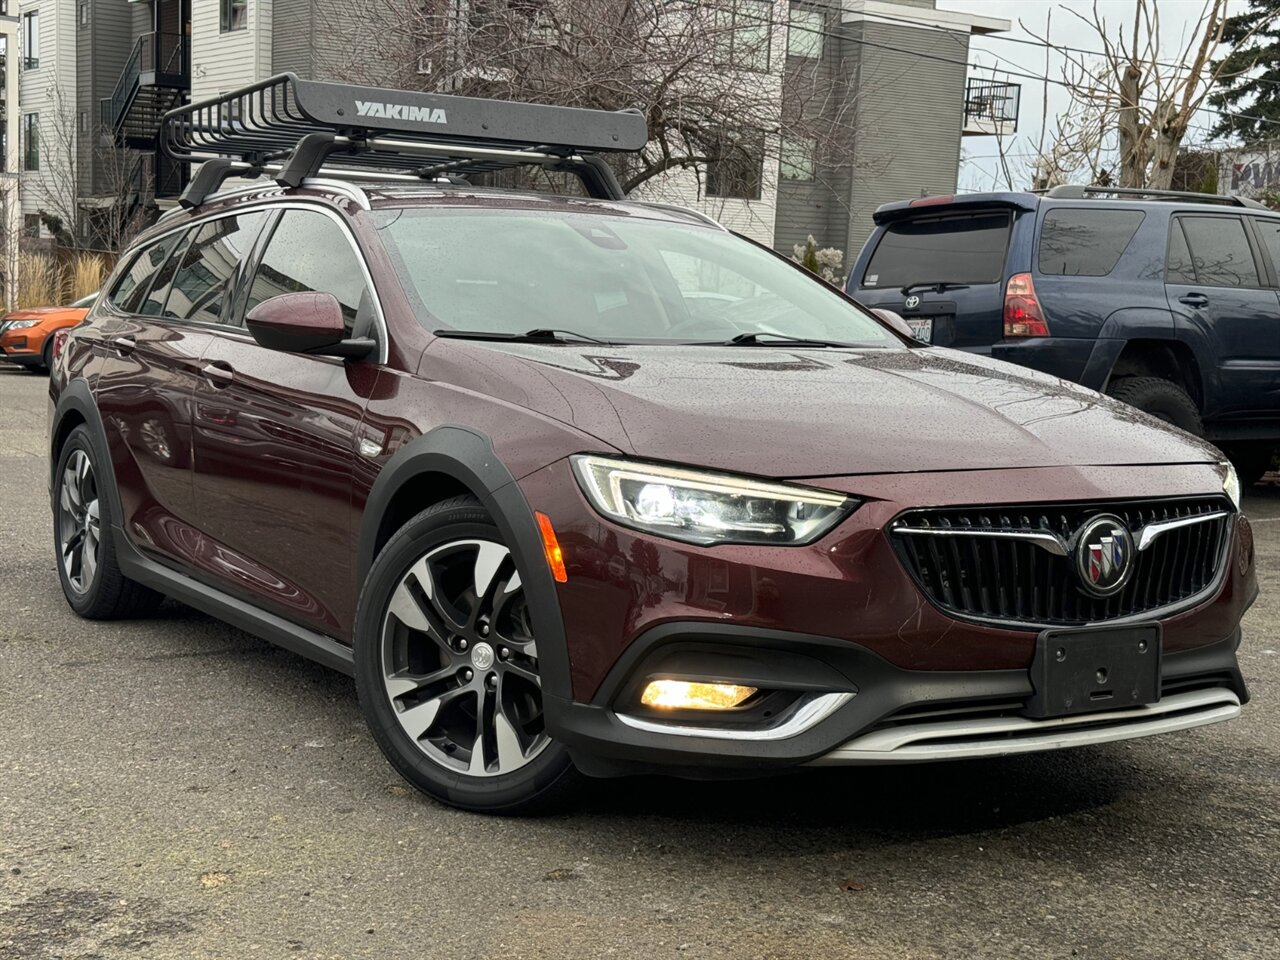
[227,208,282,328]
[153,229,199,320]
[106,230,187,315]
[1174,213,1267,290]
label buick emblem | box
[1074,515,1134,597]
[904,295,921,310]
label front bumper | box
[545,625,1247,779]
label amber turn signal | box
[640,680,758,710]
[535,510,568,583]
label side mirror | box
[245,292,376,360]
[872,307,918,341]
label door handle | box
[201,361,235,387]
[111,336,136,355]
[1178,293,1209,308]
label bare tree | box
[26,84,149,253]
[1027,0,1248,190]
[316,0,865,199]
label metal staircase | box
[100,32,189,149]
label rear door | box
[1165,214,1280,419]
[850,207,1017,351]
[91,228,216,565]
[191,205,382,637]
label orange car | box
[0,293,97,372]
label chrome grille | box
[891,497,1232,626]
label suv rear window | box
[862,211,1011,288]
[1038,208,1144,276]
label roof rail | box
[636,201,729,231]
[1045,184,1268,210]
[162,73,648,208]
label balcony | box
[963,78,1020,137]
[100,32,190,149]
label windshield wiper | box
[721,332,855,348]
[434,327,612,344]
[900,281,970,296]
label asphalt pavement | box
[1,362,1277,960]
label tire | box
[39,337,53,375]
[1106,376,1204,436]
[1221,442,1276,488]
[53,425,163,619]
[353,495,581,815]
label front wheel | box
[353,496,580,814]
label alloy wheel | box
[58,449,101,594]
[380,538,549,777]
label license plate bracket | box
[1025,624,1161,719]
[905,317,933,342]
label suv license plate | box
[906,317,933,342]
[1026,624,1161,719]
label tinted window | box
[862,212,1011,288]
[1038,208,1144,276]
[108,233,183,313]
[164,211,267,324]
[139,234,188,316]
[1253,218,1280,279]
[375,209,895,346]
[1178,216,1260,288]
[1166,221,1197,284]
[247,210,370,337]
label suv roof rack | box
[1044,184,1269,210]
[161,73,648,209]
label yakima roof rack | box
[161,73,648,209]
[1043,184,1268,210]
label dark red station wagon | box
[49,77,1257,812]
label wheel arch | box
[357,425,573,700]
[1103,338,1205,409]
[49,380,121,521]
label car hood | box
[423,341,1223,477]
[2,307,84,323]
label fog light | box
[640,680,757,710]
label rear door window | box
[1038,208,1144,276]
[1165,220,1197,284]
[1176,216,1261,288]
[108,233,184,313]
[1252,218,1280,281]
[862,211,1011,288]
[163,211,268,324]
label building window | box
[713,1,771,73]
[22,11,39,70]
[78,111,87,134]
[79,2,89,28]
[24,213,40,238]
[23,113,38,171]
[779,137,815,182]
[788,6,823,59]
[221,0,248,32]
[706,134,764,200]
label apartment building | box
[1,2,20,303]
[16,0,1014,260]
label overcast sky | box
[934,0,1246,190]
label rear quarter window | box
[1037,208,1145,276]
[862,211,1011,288]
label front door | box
[1165,214,1280,419]
[191,206,383,637]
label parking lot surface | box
[2,363,1277,960]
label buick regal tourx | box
[49,178,1258,812]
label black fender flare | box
[356,426,572,701]
[49,379,123,526]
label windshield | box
[374,208,897,346]
[862,211,1012,289]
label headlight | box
[6,319,39,330]
[1221,460,1241,510]
[570,455,854,546]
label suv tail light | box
[1003,273,1050,337]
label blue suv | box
[847,185,1280,484]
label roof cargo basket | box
[1044,184,1268,210]
[161,73,648,208]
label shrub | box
[791,235,845,285]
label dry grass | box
[6,251,107,312]
[15,253,63,309]
[69,253,106,301]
